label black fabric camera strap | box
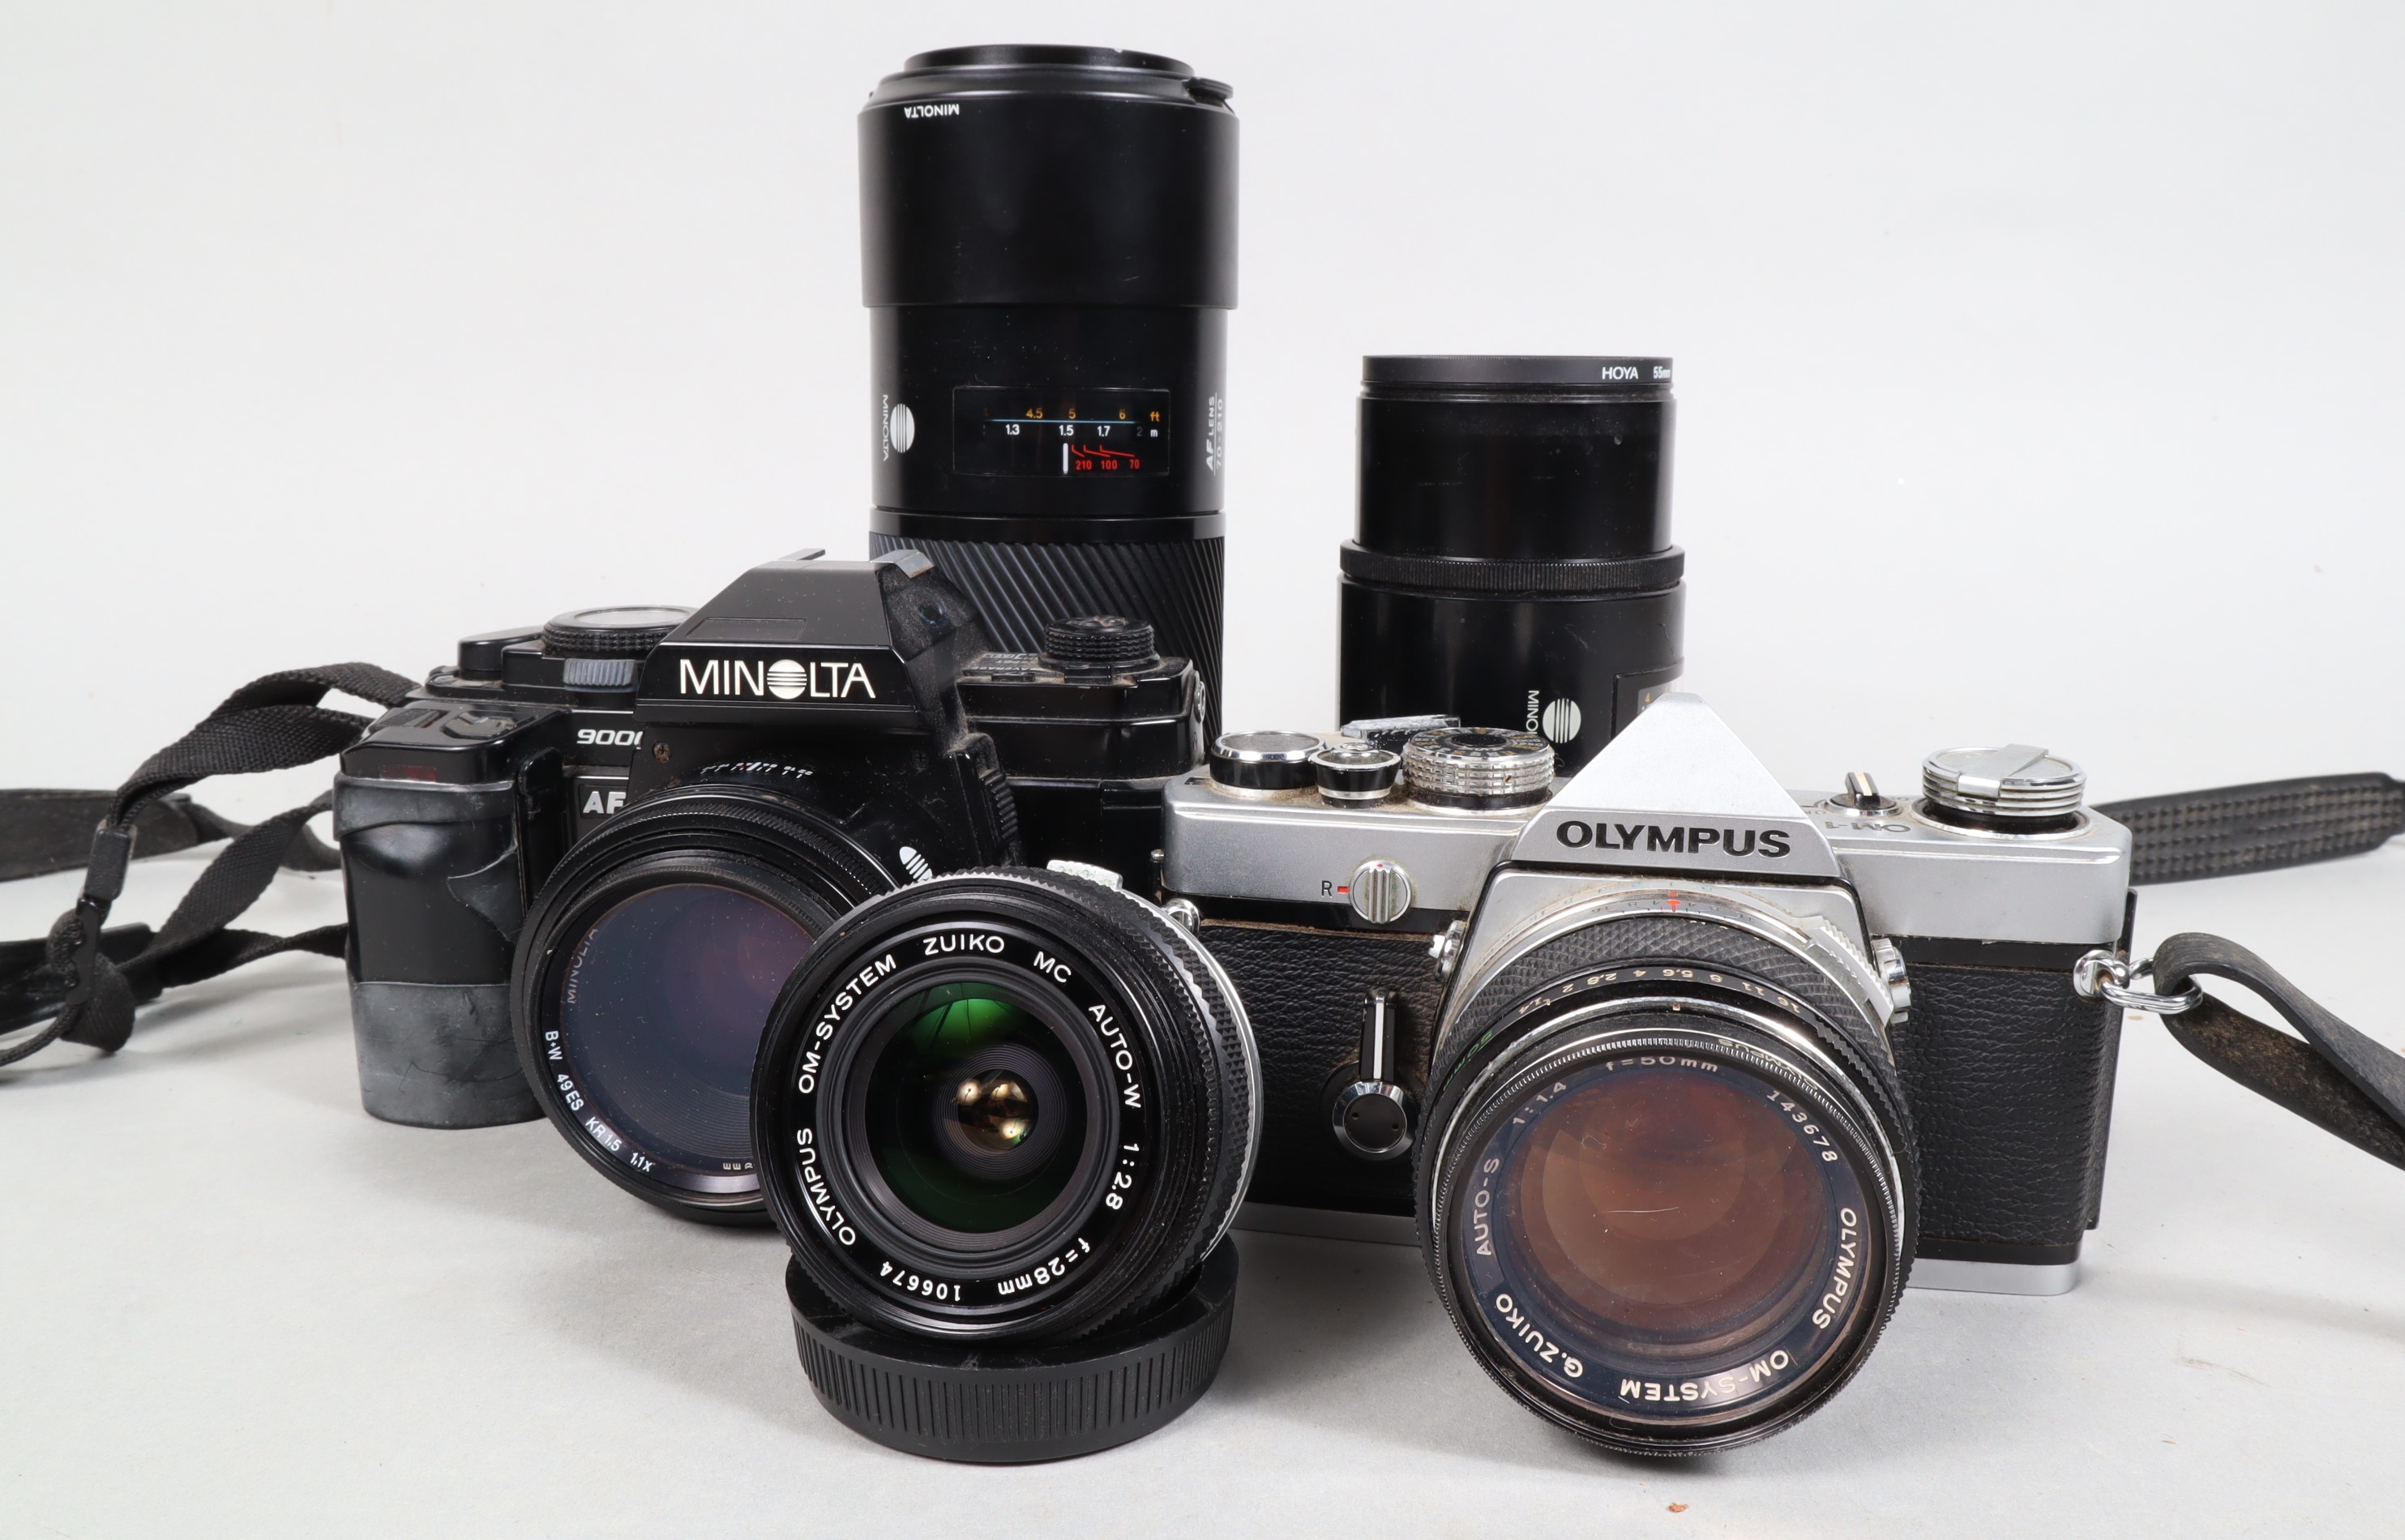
[0,664,413,1068]
[2099,772,2405,886]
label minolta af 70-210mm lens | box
[862,46,1237,738]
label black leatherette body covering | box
[1889,945,2123,1256]
[1196,918,1444,1216]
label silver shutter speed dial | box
[1401,727,1554,811]
[1347,858,1413,924]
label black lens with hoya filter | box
[1340,356,1684,772]
[862,46,1236,738]
[513,782,895,1221]
[1418,914,1914,1454]
[755,868,1257,1461]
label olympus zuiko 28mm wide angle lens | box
[862,46,1236,738]
[1339,357,1685,772]
[754,866,1258,1461]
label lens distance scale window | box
[953,387,1170,477]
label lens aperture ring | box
[1432,914,1912,1145]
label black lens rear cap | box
[786,1239,1239,1463]
[541,606,692,658]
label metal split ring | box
[2072,950,2204,1016]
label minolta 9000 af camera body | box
[1164,695,2132,1452]
[332,550,1202,1222]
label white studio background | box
[4,3,2400,813]
[9,8,2405,1537]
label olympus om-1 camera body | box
[1162,695,2133,1451]
[332,549,1202,1217]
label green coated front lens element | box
[862,982,1089,1235]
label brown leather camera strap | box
[2081,779,2405,1170]
[2142,932,2405,1171]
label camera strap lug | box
[2078,934,2405,1172]
[2072,950,2202,1016]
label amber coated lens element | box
[1509,1067,1825,1343]
[861,982,1089,1237]
[1442,1045,1890,1441]
[955,1070,1038,1153]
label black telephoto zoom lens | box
[1339,357,1685,772]
[862,46,1236,738]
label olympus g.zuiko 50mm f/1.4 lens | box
[1340,356,1684,772]
[1417,903,1915,1454]
[862,46,1236,738]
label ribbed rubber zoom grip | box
[871,533,1225,740]
[785,1241,1239,1463]
[2100,773,2405,885]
